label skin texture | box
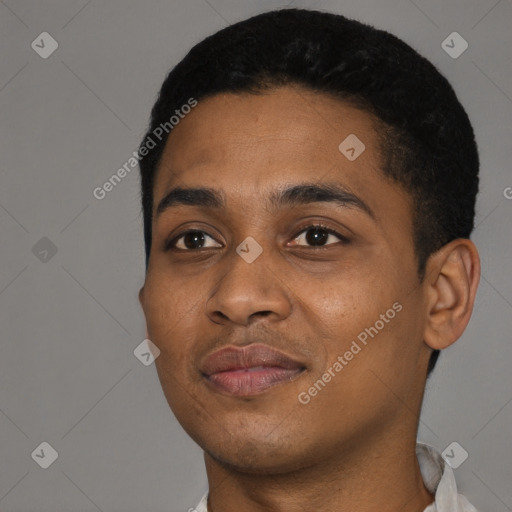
[138,85,480,512]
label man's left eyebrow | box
[268,182,375,219]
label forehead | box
[154,86,387,202]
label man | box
[137,8,480,512]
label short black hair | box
[138,8,479,376]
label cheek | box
[307,275,390,339]
[306,270,417,385]
[142,274,200,353]
[142,277,203,407]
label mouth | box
[200,343,306,397]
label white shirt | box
[190,442,479,512]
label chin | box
[194,420,319,476]
[206,439,314,475]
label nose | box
[206,247,292,326]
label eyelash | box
[164,223,350,252]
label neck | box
[203,429,434,512]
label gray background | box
[0,0,511,511]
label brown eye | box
[291,225,349,247]
[166,230,221,251]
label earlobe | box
[423,239,480,351]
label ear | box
[138,286,150,338]
[138,286,144,306]
[423,239,480,350]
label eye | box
[165,230,222,251]
[290,224,349,248]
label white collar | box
[417,442,478,512]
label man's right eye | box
[165,230,222,251]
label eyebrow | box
[155,182,375,219]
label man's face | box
[139,85,432,473]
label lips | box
[201,344,305,396]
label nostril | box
[251,310,272,319]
